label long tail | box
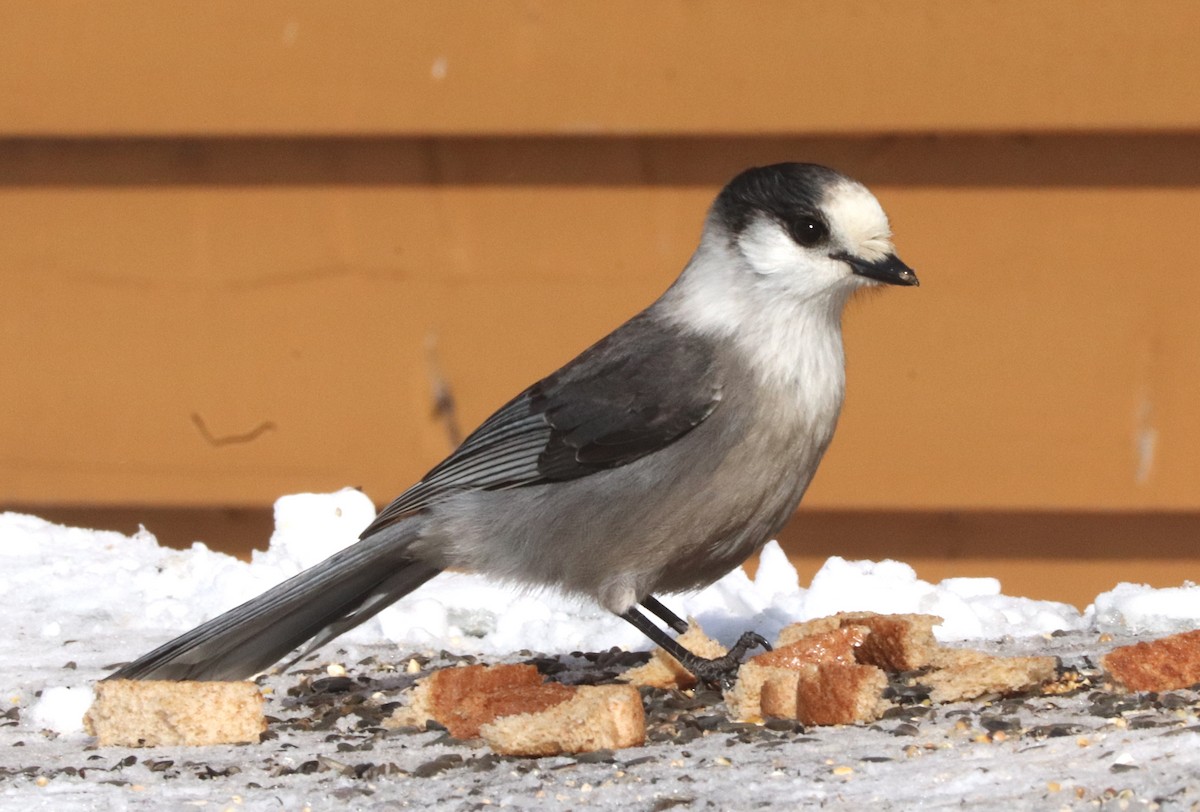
[107,526,441,681]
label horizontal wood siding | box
[3,4,1200,605]
[2,1,1198,136]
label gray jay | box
[109,163,918,685]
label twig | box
[191,413,277,447]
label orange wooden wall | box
[4,2,1200,606]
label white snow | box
[1089,580,1200,634]
[5,490,1200,811]
[3,490,1199,739]
[27,687,94,735]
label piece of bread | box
[727,662,816,722]
[845,613,942,671]
[778,613,942,672]
[1102,628,1200,692]
[84,680,265,747]
[401,662,541,730]
[757,625,866,669]
[620,621,727,690]
[480,684,645,757]
[395,663,573,739]
[757,668,806,719]
[761,613,1059,721]
[921,648,1058,703]
[771,615,844,643]
[725,626,867,722]
[788,662,890,726]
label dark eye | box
[789,217,829,247]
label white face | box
[660,170,906,393]
[734,179,896,300]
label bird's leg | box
[619,605,770,689]
[640,595,688,634]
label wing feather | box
[361,314,722,537]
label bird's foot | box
[683,631,772,690]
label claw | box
[729,631,772,657]
[618,606,770,690]
[683,630,772,690]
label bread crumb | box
[480,685,645,756]
[1102,628,1200,692]
[793,662,890,726]
[758,667,806,719]
[726,626,866,721]
[620,620,726,690]
[728,662,814,722]
[778,613,942,671]
[84,680,265,747]
[389,663,571,739]
[923,648,1057,703]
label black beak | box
[836,252,920,287]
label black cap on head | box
[711,163,846,238]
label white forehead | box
[822,179,893,260]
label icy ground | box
[3,489,1200,810]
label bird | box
[109,162,918,685]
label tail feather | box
[108,528,441,681]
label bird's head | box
[711,163,918,300]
